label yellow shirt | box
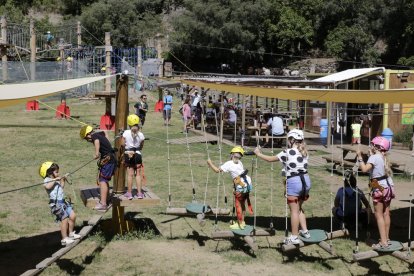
[351,123,361,138]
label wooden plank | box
[318,241,335,255]
[52,246,72,257]
[322,156,355,167]
[88,215,103,226]
[244,236,258,251]
[392,251,413,263]
[79,225,94,237]
[353,250,380,261]
[36,256,60,269]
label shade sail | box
[312,67,385,84]
[182,79,414,104]
[0,75,113,108]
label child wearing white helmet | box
[39,162,81,246]
[255,128,311,245]
[80,125,116,211]
[207,146,253,230]
[122,114,146,199]
[357,136,394,250]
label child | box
[333,170,371,228]
[254,129,311,244]
[40,161,81,246]
[351,117,362,145]
[181,97,193,133]
[80,125,116,211]
[122,114,145,199]
[357,136,394,249]
[163,90,173,126]
[207,146,253,230]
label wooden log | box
[392,251,412,263]
[326,229,349,239]
[352,250,379,262]
[402,242,414,251]
[20,269,41,276]
[52,246,72,257]
[281,240,305,252]
[79,225,94,237]
[318,241,335,255]
[196,213,206,227]
[244,236,258,251]
[36,256,60,269]
[282,229,346,252]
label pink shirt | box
[183,103,191,119]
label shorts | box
[268,129,284,136]
[163,109,171,119]
[352,137,361,144]
[286,174,311,197]
[99,161,115,183]
[138,115,146,126]
[124,152,142,168]
[372,186,395,203]
[50,202,73,222]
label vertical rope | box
[284,135,289,240]
[213,109,223,228]
[184,125,196,202]
[269,116,275,229]
[201,109,210,209]
[166,116,172,207]
[408,193,412,258]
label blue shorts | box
[99,162,115,183]
[51,202,73,222]
[286,174,311,197]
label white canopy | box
[312,67,385,85]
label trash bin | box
[381,128,393,149]
[320,118,328,145]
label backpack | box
[342,187,361,217]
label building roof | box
[312,67,385,85]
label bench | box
[248,135,285,147]
[322,156,356,169]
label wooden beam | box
[318,241,335,255]
[353,249,412,263]
[282,229,348,252]
[244,236,258,251]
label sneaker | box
[299,230,311,239]
[284,235,301,245]
[135,193,144,199]
[123,192,133,200]
[61,237,75,246]
[229,221,245,230]
[94,202,108,212]
[69,231,81,240]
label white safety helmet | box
[287,129,304,141]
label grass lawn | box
[0,91,413,275]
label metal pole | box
[1,16,8,82]
[77,21,82,48]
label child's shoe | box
[69,231,81,240]
[284,235,301,245]
[61,237,75,246]
[136,193,144,199]
[94,202,108,212]
[229,221,245,230]
[299,229,311,239]
[123,192,133,200]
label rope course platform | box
[20,214,105,276]
[80,187,160,209]
[281,229,349,255]
[353,240,413,263]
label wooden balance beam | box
[353,240,413,263]
[281,229,349,255]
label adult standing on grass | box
[357,136,395,250]
[40,162,81,246]
[254,129,311,245]
[134,94,148,127]
[80,125,116,211]
[122,114,146,199]
[163,90,173,126]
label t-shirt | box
[276,148,308,177]
[220,160,245,179]
[351,123,361,138]
[192,95,201,107]
[123,129,145,150]
[134,101,148,117]
[44,177,64,204]
[163,95,173,110]
[182,103,192,119]
[267,116,284,135]
[91,132,114,157]
[228,110,237,123]
[367,153,394,188]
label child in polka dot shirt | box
[254,129,311,245]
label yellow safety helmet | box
[230,146,245,156]
[80,125,93,139]
[66,57,73,61]
[56,57,61,61]
[39,161,58,178]
[127,114,140,127]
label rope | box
[184,125,197,202]
[200,108,210,210]
[168,51,195,73]
[213,109,224,229]
[166,115,172,207]
[284,135,289,241]
[269,120,275,229]
[408,193,412,258]
[0,157,96,196]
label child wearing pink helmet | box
[357,136,394,250]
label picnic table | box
[322,144,405,172]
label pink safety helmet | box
[371,136,390,151]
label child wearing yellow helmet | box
[80,125,115,211]
[122,114,146,199]
[207,146,253,230]
[39,161,81,246]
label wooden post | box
[156,33,163,77]
[137,46,142,78]
[77,21,82,48]
[1,16,8,82]
[113,74,128,194]
[327,101,332,147]
[241,94,246,146]
[220,91,224,145]
[30,18,36,81]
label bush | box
[393,126,413,149]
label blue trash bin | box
[320,119,328,145]
[381,128,393,149]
